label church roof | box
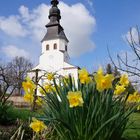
[41,0,69,42]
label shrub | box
[0,102,17,125]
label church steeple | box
[48,0,61,26]
[41,0,68,42]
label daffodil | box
[67,91,84,108]
[29,118,47,133]
[23,93,33,103]
[40,84,53,95]
[94,68,114,92]
[22,77,36,94]
[36,97,43,106]
[127,91,140,103]
[114,84,126,95]
[47,73,54,81]
[79,68,91,84]
[119,74,129,87]
[127,91,140,110]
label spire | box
[41,0,68,42]
[51,0,59,6]
[47,0,61,26]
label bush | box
[0,102,17,125]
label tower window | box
[54,43,57,50]
[46,45,49,50]
[65,45,67,51]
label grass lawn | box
[7,107,43,121]
[123,112,140,140]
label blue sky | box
[0,0,140,72]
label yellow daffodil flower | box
[23,93,33,103]
[79,68,91,84]
[40,84,53,95]
[127,91,140,111]
[119,74,129,87]
[36,97,43,106]
[29,118,47,133]
[22,77,36,94]
[94,68,114,92]
[114,84,126,95]
[67,91,84,108]
[47,73,54,81]
[127,91,140,103]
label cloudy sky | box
[0,0,140,71]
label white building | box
[33,0,79,84]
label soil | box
[0,124,17,140]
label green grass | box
[123,112,140,140]
[7,107,43,121]
[7,107,33,121]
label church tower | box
[34,0,78,82]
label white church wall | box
[42,39,60,53]
[59,39,67,51]
[39,51,64,71]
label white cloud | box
[0,16,28,37]
[19,5,30,20]
[18,4,49,41]
[1,45,29,58]
[0,2,96,57]
[60,2,96,56]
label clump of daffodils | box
[22,68,140,140]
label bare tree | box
[0,56,33,104]
[109,26,140,87]
[7,56,33,95]
[0,64,17,105]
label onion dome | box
[49,0,61,22]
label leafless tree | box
[7,56,33,95]
[0,56,33,105]
[0,64,17,105]
[108,26,140,88]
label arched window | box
[65,45,67,51]
[54,43,57,50]
[46,44,49,50]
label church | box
[33,0,79,84]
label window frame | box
[46,44,49,51]
[54,43,57,50]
